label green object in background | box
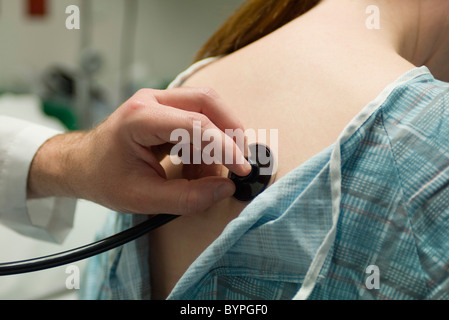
[42,98,78,131]
[0,89,78,130]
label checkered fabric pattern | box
[79,65,449,300]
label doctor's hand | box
[27,87,251,215]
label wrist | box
[27,131,88,199]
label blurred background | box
[0,0,244,300]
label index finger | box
[131,87,251,176]
[151,87,245,134]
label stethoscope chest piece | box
[228,143,275,202]
[0,144,275,276]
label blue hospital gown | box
[79,65,449,300]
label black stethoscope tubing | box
[0,214,179,276]
[0,144,273,276]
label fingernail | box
[214,183,235,201]
[242,160,252,175]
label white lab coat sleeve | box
[0,116,76,243]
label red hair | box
[195,0,321,61]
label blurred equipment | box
[40,65,108,131]
[40,0,140,131]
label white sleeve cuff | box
[0,116,76,243]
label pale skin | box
[27,87,252,215]
[147,0,449,298]
[25,0,449,300]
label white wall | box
[0,0,244,106]
[0,0,80,92]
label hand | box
[27,87,252,216]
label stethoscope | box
[0,144,274,276]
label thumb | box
[151,177,236,215]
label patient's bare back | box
[148,11,415,299]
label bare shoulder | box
[148,15,416,299]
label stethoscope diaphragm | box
[228,143,275,201]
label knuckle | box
[123,89,157,115]
[196,87,220,102]
[132,89,155,105]
[125,93,149,111]
[119,102,146,125]
[126,99,146,113]
[135,88,154,97]
[186,112,210,128]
